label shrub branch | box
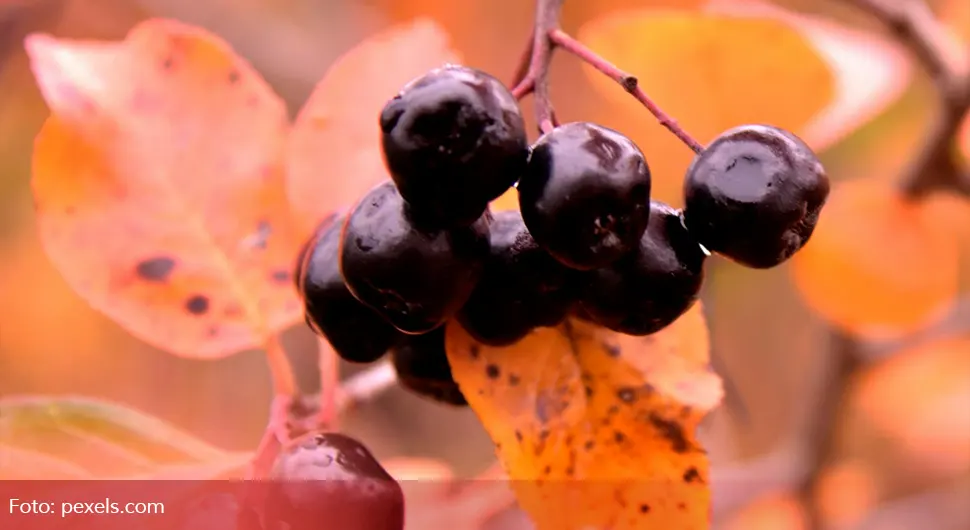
[844,0,970,197]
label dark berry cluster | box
[295,64,829,407]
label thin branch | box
[549,29,705,153]
[801,332,863,530]
[263,333,297,397]
[519,0,563,133]
[842,0,970,197]
[510,27,535,91]
[316,338,340,429]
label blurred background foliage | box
[0,0,968,528]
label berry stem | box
[316,338,341,428]
[840,0,970,198]
[512,0,704,149]
[524,0,563,134]
[264,333,297,397]
[548,29,705,154]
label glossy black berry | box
[580,201,707,336]
[340,181,490,334]
[299,213,404,363]
[682,124,829,268]
[380,64,528,228]
[517,122,652,270]
[391,327,467,406]
[265,432,404,530]
[457,209,579,346]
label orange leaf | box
[790,178,960,340]
[852,335,970,476]
[26,19,303,358]
[445,303,723,530]
[285,19,461,238]
[576,2,909,206]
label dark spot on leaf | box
[535,391,568,424]
[469,344,480,359]
[515,430,523,443]
[185,295,210,315]
[135,256,176,282]
[543,465,551,475]
[616,387,636,403]
[607,405,619,416]
[246,219,272,250]
[271,269,290,284]
[677,502,686,511]
[565,466,574,476]
[584,385,594,398]
[683,466,702,484]
[584,440,594,451]
[614,430,626,443]
[603,342,621,357]
[639,504,650,514]
[162,56,174,70]
[485,364,500,379]
[206,325,219,337]
[539,429,550,441]
[649,413,690,453]
[508,374,521,386]
[228,69,240,84]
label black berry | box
[391,327,467,406]
[517,122,652,270]
[299,213,404,363]
[265,432,404,530]
[580,201,707,336]
[457,209,579,346]
[340,181,490,334]
[682,124,829,268]
[380,64,528,228]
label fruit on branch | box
[579,201,707,336]
[457,209,580,346]
[380,64,529,229]
[172,488,263,530]
[517,121,652,270]
[340,181,491,334]
[682,124,829,269]
[298,213,404,364]
[391,326,467,406]
[265,431,404,530]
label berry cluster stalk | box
[511,0,705,152]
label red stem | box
[548,29,704,153]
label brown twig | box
[842,0,970,197]
[512,0,704,151]
[549,29,705,153]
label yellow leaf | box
[576,2,909,206]
[445,303,723,530]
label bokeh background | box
[1,0,968,528]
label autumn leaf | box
[0,395,229,478]
[576,1,910,206]
[285,18,461,239]
[445,303,723,530]
[25,19,304,359]
[790,178,961,339]
[0,445,91,479]
[850,335,970,476]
